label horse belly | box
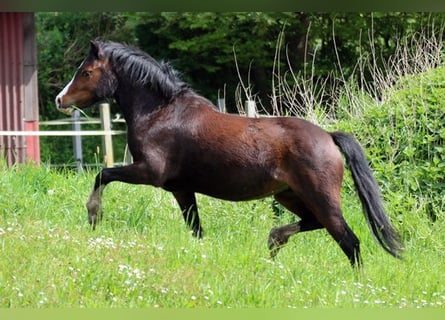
[163,164,288,201]
[209,180,289,201]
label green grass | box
[0,163,444,308]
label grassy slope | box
[0,163,444,308]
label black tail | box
[330,131,403,259]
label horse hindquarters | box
[271,133,363,266]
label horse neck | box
[114,81,165,124]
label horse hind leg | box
[268,189,323,258]
[323,212,362,267]
[304,189,363,267]
[172,191,203,238]
[270,187,362,267]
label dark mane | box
[96,41,190,100]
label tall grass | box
[0,159,444,308]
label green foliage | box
[336,66,445,224]
[384,68,445,197]
[133,12,305,106]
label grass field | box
[0,162,444,308]
[0,161,445,308]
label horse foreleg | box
[86,184,106,230]
[172,191,203,238]
[86,162,155,230]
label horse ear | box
[89,40,103,59]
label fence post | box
[245,100,257,117]
[72,110,83,173]
[100,103,114,168]
[217,98,226,113]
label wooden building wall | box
[0,12,39,166]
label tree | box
[133,12,311,111]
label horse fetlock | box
[192,226,204,239]
[86,199,102,230]
[88,212,102,230]
[268,227,290,258]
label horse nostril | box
[56,96,61,107]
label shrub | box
[336,66,445,222]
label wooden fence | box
[0,103,126,172]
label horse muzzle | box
[57,106,75,116]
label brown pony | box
[56,40,402,267]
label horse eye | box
[81,70,92,77]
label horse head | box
[55,40,117,115]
